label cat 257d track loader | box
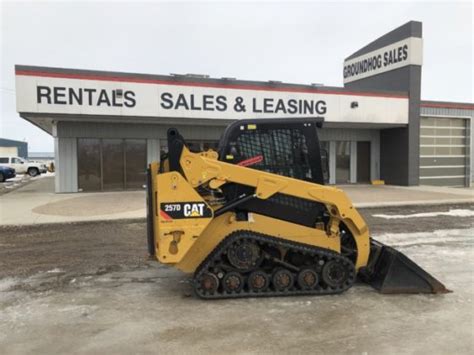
[146,118,449,299]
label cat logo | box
[160,201,212,219]
[184,203,206,217]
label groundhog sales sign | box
[15,71,409,125]
[343,37,423,83]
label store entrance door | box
[357,141,371,183]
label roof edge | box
[421,100,474,110]
[15,64,408,99]
[0,137,28,144]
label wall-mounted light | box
[351,101,359,109]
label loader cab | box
[163,118,330,228]
[218,117,328,185]
[215,117,328,228]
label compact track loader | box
[146,118,449,299]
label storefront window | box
[336,141,351,184]
[160,140,169,157]
[160,139,219,155]
[319,141,330,184]
[102,139,125,191]
[78,138,146,191]
[78,138,101,191]
[125,139,147,189]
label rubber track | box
[193,230,356,299]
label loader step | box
[193,230,356,299]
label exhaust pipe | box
[360,239,451,294]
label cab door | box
[11,157,26,174]
[218,118,325,185]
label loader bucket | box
[361,239,451,294]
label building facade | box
[0,138,28,159]
[15,21,473,193]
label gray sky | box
[1,0,472,152]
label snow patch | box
[373,228,474,247]
[0,278,18,292]
[46,268,63,274]
[373,209,474,219]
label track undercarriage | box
[193,231,356,299]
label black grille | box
[268,193,317,212]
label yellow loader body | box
[146,120,449,299]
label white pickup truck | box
[0,156,48,177]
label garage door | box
[419,117,469,187]
[0,147,18,156]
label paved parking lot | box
[0,203,473,354]
[0,172,57,194]
[0,174,33,195]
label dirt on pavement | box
[0,203,473,354]
[0,203,471,281]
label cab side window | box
[235,128,313,180]
[12,158,22,164]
